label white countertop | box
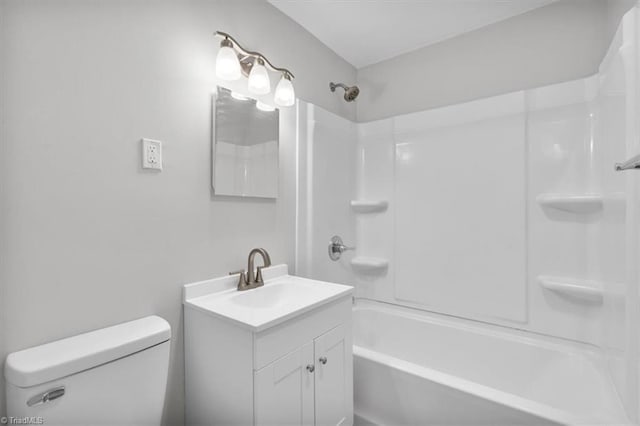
[183,264,353,332]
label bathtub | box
[353,300,629,426]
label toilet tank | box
[5,316,171,426]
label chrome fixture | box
[214,31,295,107]
[328,235,355,261]
[319,356,328,365]
[27,386,65,407]
[330,82,360,102]
[615,154,640,171]
[229,248,272,291]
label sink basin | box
[229,281,312,309]
[183,265,353,332]
[230,283,289,309]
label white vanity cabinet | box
[183,265,353,426]
[255,324,350,426]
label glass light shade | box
[216,45,241,81]
[256,101,275,112]
[248,61,271,95]
[274,75,295,107]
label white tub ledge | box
[537,275,603,304]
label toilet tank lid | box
[5,315,171,388]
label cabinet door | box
[254,342,315,426]
[314,324,352,426]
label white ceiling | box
[268,0,558,68]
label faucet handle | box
[229,270,249,290]
[255,266,266,284]
[328,235,355,261]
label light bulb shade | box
[248,61,271,95]
[274,75,295,107]
[216,45,241,81]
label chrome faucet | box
[230,248,272,291]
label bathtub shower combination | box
[296,7,640,426]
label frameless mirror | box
[212,87,278,198]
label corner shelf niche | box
[536,193,603,214]
[350,257,389,272]
[350,200,389,213]
[537,275,603,304]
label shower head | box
[330,82,360,102]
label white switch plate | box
[142,138,162,170]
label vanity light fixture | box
[215,38,242,81]
[248,58,271,95]
[214,31,295,107]
[274,74,295,107]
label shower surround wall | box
[298,78,613,341]
[597,7,640,417]
[296,5,640,421]
[296,103,357,286]
[352,77,609,342]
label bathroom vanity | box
[183,264,354,426]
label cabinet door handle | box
[306,364,315,373]
[319,356,327,365]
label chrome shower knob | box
[328,235,355,261]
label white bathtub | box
[353,300,629,426]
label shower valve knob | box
[328,235,355,261]
[319,357,327,365]
[306,364,315,373]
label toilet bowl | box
[4,315,171,426]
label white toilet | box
[4,315,171,426]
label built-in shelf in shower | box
[350,200,389,213]
[538,275,603,304]
[350,257,389,272]
[536,193,603,214]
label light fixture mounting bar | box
[214,31,295,79]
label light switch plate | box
[142,138,162,170]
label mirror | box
[212,87,279,198]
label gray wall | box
[356,0,617,122]
[0,0,355,423]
